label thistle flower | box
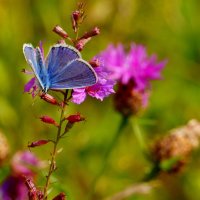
[72,58,116,104]
[152,119,200,173]
[0,151,44,200]
[11,151,43,177]
[98,43,167,116]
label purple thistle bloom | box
[99,43,167,91]
[11,151,42,176]
[0,176,28,200]
[98,43,167,112]
[0,151,44,200]
[72,60,116,104]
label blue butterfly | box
[23,43,97,92]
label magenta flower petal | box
[72,88,87,104]
[24,77,35,93]
[99,43,167,91]
[24,77,38,98]
[86,66,115,101]
[72,61,116,104]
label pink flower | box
[99,43,167,111]
[72,60,116,104]
[99,43,167,91]
[0,151,44,200]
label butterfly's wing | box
[46,44,81,78]
[23,44,46,89]
[49,58,98,89]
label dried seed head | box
[71,2,86,32]
[114,81,144,117]
[152,119,200,173]
[0,131,9,166]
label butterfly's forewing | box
[23,44,46,90]
[46,44,81,78]
[50,58,98,89]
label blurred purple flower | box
[99,43,167,91]
[11,151,42,177]
[0,151,44,200]
[72,60,116,104]
[0,176,28,200]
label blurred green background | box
[0,0,200,199]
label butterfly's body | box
[23,43,97,93]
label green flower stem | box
[131,117,147,155]
[131,117,161,181]
[88,116,129,200]
[142,164,161,182]
[43,90,68,199]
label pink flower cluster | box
[99,43,167,91]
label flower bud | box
[53,192,66,200]
[40,115,59,127]
[25,177,43,200]
[57,40,67,45]
[53,25,69,39]
[28,140,49,148]
[71,11,81,32]
[80,27,100,40]
[75,38,91,51]
[40,93,58,105]
[65,113,85,123]
[89,59,100,68]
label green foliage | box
[0,0,200,199]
